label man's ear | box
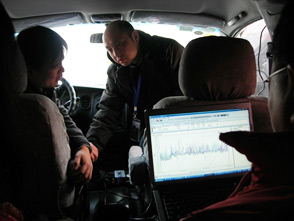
[287,65,294,87]
[132,30,140,44]
[27,66,38,80]
[27,66,34,75]
[288,65,294,127]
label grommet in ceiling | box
[227,11,247,26]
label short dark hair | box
[273,0,294,68]
[106,20,134,38]
[17,26,67,70]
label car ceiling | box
[1,0,287,36]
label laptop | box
[144,102,253,221]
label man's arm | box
[58,104,92,154]
[86,65,128,153]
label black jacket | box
[86,31,184,152]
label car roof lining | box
[2,0,287,37]
[12,13,86,33]
[4,0,261,36]
[130,11,226,28]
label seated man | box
[181,0,294,220]
[17,26,98,183]
[0,6,81,219]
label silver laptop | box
[144,102,253,221]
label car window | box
[53,24,109,89]
[236,19,271,96]
[53,23,223,88]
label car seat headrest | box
[179,36,256,100]
[0,2,27,97]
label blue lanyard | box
[133,74,141,119]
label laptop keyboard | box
[162,185,235,220]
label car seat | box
[140,36,272,169]
[129,36,273,220]
[153,36,273,133]
[135,35,274,221]
[0,3,76,220]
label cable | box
[105,187,141,201]
[93,168,158,220]
[130,215,158,221]
[129,162,156,220]
[130,182,156,220]
[256,69,268,76]
[103,181,157,220]
[257,25,268,95]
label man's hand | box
[90,142,99,162]
[72,145,93,183]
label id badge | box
[130,118,141,143]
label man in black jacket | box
[86,20,184,159]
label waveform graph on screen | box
[153,130,235,175]
[159,136,228,161]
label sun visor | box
[12,13,85,32]
[130,11,225,28]
[91,14,122,23]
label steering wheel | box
[55,77,77,115]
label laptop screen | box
[145,102,253,183]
